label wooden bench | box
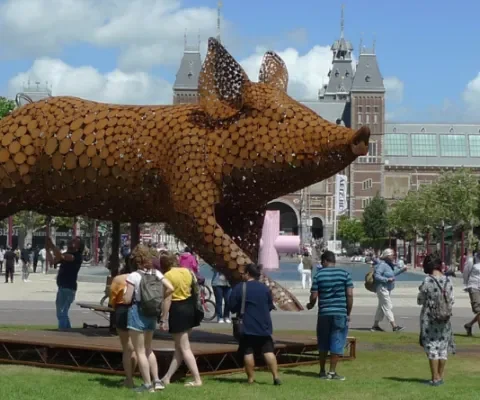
[77,277,114,329]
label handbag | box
[190,271,204,326]
[232,282,247,341]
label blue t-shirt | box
[230,280,273,337]
[311,267,353,316]
[56,251,83,291]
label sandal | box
[184,381,203,387]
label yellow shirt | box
[109,274,128,309]
[164,268,192,301]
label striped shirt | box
[311,267,353,316]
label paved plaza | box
[0,263,477,337]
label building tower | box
[318,5,354,105]
[172,33,203,105]
[16,80,52,106]
[349,39,386,217]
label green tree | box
[13,211,45,247]
[0,97,15,119]
[337,215,364,245]
[362,194,388,249]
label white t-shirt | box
[126,269,164,302]
[0,249,5,262]
[39,248,47,260]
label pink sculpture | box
[259,210,301,270]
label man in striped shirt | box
[306,251,354,380]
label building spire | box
[359,33,363,56]
[217,0,223,43]
[340,4,345,39]
[372,33,376,53]
[184,29,187,49]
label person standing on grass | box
[371,248,407,333]
[123,245,174,393]
[306,250,353,381]
[46,236,84,330]
[230,263,281,386]
[418,255,455,386]
[462,253,480,336]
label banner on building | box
[335,174,348,215]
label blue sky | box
[0,0,479,123]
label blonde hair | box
[131,245,153,270]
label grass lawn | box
[0,328,480,400]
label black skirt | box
[169,297,197,334]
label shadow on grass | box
[283,369,319,378]
[90,377,123,388]
[384,377,428,384]
[211,377,269,385]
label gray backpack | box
[139,272,163,317]
[430,277,453,323]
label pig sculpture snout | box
[351,126,371,156]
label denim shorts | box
[127,303,157,332]
[316,315,348,355]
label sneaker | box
[429,379,444,387]
[133,384,154,393]
[464,324,473,337]
[218,319,225,324]
[319,371,331,380]
[273,378,282,385]
[370,326,385,332]
[224,318,232,323]
[329,372,345,381]
[393,326,405,332]
[154,380,165,391]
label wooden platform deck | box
[0,329,356,377]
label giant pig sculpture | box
[0,38,369,311]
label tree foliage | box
[337,215,364,245]
[0,97,15,119]
[362,194,388,247]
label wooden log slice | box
[96,119,108,130]
[65,152,77,170]
[86,167,97,182]
[100,166,110,177]
[19,135,32,147]
[213,237,222,246]
[84,114,96,125]
[0,149,10,163]
[27,155,36,166]
[70,118,84,131]
[59,138,72,154]
[14,126,27,138]
[84,134,95,146]
[106,156,115,167]
[92,155,102,169]
[1,133,13,147]
[52,154,64,170]
[8,124,19,134]
[71,129,83,143]
[84,122,96,136]
[79,153,90,168]
[228,260,237,270]
[5,159,16,174]
[22,175,32,185]
[13,152,26,165]
[56,125,70,140]
[95,139,105,150]
[74,167,85,181]
[18,163,29,176]
[74,141,86,156]
[100,148,109,159]
[10,171,21,183]
[45,137,59,155]
[86,146,97,158]
[8,141,21,154]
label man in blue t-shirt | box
[46,236,84,330]
[306,250,353,381]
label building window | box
[411,134,437,157]
[440,134,466,157]
[469,135,480,157]
[357,114,362,124]
[385,134,408,156]
[373,114,378,124]
[358,106,363,112]
[361,198,372,209]
[357,141,379,163]
[362,179,373,190]
[365,114,370,124]
[366,106,370,112]
[374,106,379,112]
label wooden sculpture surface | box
[0,38,370,311]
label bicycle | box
[199,282,212,300]
[199,285,216,322]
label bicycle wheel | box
[201,285,213,300]
[202,299,217,322]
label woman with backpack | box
[158,253,203,388]
[418,255,455,386]
[123,245,174,393]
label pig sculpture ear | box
[258,51,288,92]
[199,38,250,120]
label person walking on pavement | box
[0,246,5,274]
[4,247,16,283]
[463,253,480,336]
[21,244,33,282]
[306,251,353,380]
[371,248,408,332]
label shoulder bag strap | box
[240,282,247,317]
[431,276,449,301]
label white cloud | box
[241,46,333,100]
[384,76,404,103]
[8,58,172,105]
[463,72,480,116]
[0,0,217,71]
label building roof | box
[302,101,348,124]
[384,123,480,168]
[173,47,202,91]
[351,50,385,93]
